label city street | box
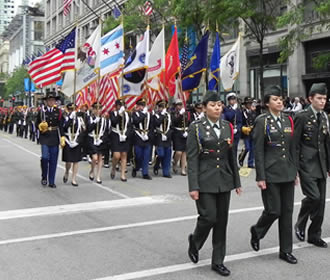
[0,130,330,280]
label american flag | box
[143,1,153,16]
[180,40,189,74]
[28,28,76,88]
[125,96,139,111]
[98,71,120,114]
[63,0,73,16]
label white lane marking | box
[1,138,129,199]
[0,196,170,220]
[0,198,329,246]
[92,238,330,280]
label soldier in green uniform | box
[294,83,330,248]
[250,85,298,264]
[187,91,242,277]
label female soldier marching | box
[187,91,242,277]
[110,100,132,182]
[62,103,86,187]
[250,85,298,264]
[87,102,111,184]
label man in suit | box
[187,91,242,277]
[294,82,330,248]
[36,92,65,188]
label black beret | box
[309,83,327,96]
[156,100,167,107]
[136,98,146,106]
[66,103,74,110]
[203,91,220,104]
[115,99,123,106]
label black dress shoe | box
[132,169,137,178]
[153,167,159,175]
[71,182,79,187]
[211,264,231,277]
[294,225,305,241]
[308,238,328,248]
[96,180,102,184]
[110,171,115,179]
[143,174,152,180]
[239,160,244,167]
[188,234,199,263]
[120,177,127,182]
[250,226,260,251]
[63,175,68,183]
[48,184,56,188]
[279,252,298,264]
[89,172,94,181]
[163,174,172,178]
[41,179,47,186]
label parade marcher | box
[291,97,303,114]
[131,98,153,180]
[79,104,90,161]
[87,102,111,184]
[294,83,330,248]
[239,97,257,168]
[21,105,29,138]
[153,100,172,178]
[171,99,190,176]
[36,92,65,188]
[28,107,38,142]
[187,91,242,277]
[250,85,298,264]
[110,100,131,182]
[62,103,85,187]
[223,92,242,160]
[191,102,204,122]
[7,107,14,134]
[102,112,111,169]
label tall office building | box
[0,0,15,37]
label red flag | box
[165,27,180,97]
[99,71,120,114]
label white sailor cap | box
[226,92,237,100]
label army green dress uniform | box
[187,93,241,269]
[294,83,330,247]
[250,86,297,263]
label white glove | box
[232,103,238,110]
[233,128,238,134]
[94,117,100,123]
[161,108,166,115]
[142,107,148,114]
[161,134,167,141]
[183,131,188,138]
[69,111,76,119]
[179,108,185,115]
[119,106,125,115]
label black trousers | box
[192,191,231,265]
[252,182,295,253]
[296,176,326,241]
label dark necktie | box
[213,123,219,129]
[277,117,282,129]
[317,112,321,126]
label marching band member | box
[62,103,86,187]
[87,102,110,184]
[153,100,172,178]
[131,98,153,180]
[171,99,191,176]
[110,100,131,182]
[36,92,65,188]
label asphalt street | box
[0,130,330,280]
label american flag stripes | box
[28,28,76,88]
[63,0,73,16]
[143,1,153,16]
[98,71,120,114]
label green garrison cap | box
[203,91,221,104]
[309,83,328,96]
[263,85,282,104]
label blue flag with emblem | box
[182,31,209,92]
[208,31,221,91]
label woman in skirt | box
[110,100,131,182]
[62,103,86,187]
[87,102,111,184]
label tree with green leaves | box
[4,67,29,99]
[277,0,330,70]
[210,0,282,97]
